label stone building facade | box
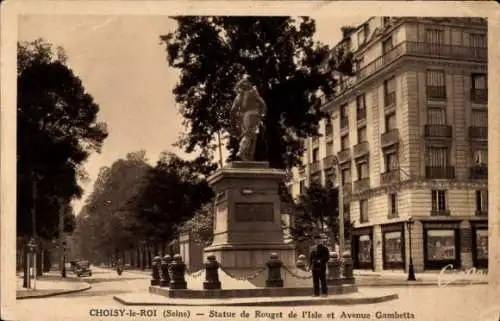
[289,17,488,272]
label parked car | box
[75,260,92,277]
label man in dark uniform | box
[309,234,330,296]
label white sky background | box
[17,15,368,215]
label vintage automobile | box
[75,260,92,277]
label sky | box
[17,14,367,215]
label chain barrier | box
[187,269,204,279]
[282,265,313,280]
[219,266,267,281]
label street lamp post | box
[332,156,345,256]
[407,216,416,281]
[62,241,67,278]
[27,238,37,289]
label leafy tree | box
[129,152,215,245]
[161,16,353,170]
[177,203,214,247]
[72,151,151,262]
[291,181,338,243]
[17,38,108,241]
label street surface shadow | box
[85,277,146,284]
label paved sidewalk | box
[16,270,91,300]
[353,269,488,286]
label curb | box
[112,293,399,307]
[16,283,92,300]
[356,281,488,287]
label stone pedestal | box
[204,161,295,270]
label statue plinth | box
[204,161,295,269]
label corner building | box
[289,17,488,272]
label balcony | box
[353,141,369,158]
[384,92,396,108]
[325,127,333,137]
[475,210,488,216]
[299,165,306,176]
[323,155,335,170]
[424,124,452,138]
[469,126,488,140]
[337,148,351,164]
[310,161,321,174]
[312,137,320,146]
[381,170,401,185]
[471,88,488,104]
[431,210,451,216]
[353,41,487,89]
[425,166,455,179]
[426,86,446,100]
[354,178,370,193]
[381,129,400,148]
[356,108,366,121]
[469,165,488,180]
[342,183,353,196]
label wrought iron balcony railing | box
[426,86,446,100]
[337,148,351,164]
[469,126,487,140]
[425,166,455,179]
[310,161,321,174]
[381,129,400,148]
[354,178,370,192]
[469,165,488,180]
[353,141,369,158]
[381,170,401,185]
[424,124,452,138]
[471,88,488,104]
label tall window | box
[325,117,333,136]
[384,77,396,106]
[389,193,398,217]
[341,134,350,150]
[341,168,351,185]
[360,199,369,222]
[341,104,349,129]
[299,180,305,195]
[427,107,447,125]
[475,190,488,212]
[474,148,488,165]
[357,162,369,179]
[471,110,488,127]
[431,190,447,212]
[427,147,449,167]
[385,112,396,131]
[470,33,487,48]
[357,126,367,143]
[426,70,446,100]
[385,151,399,171]
[426,29,444,55]
[382,37,394,54]
[312,148,319,162]
[356,94,366,120]
[472,73,487,89]
[325,141,334,156]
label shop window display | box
[384,231,403,262]
[358,235,372,263]
[476,229,488,260]
[426,230,456,260]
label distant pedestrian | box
[309,234,330,296]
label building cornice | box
[347,178,487,202]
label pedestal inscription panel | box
[234,203,274,222]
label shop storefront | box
[381,223,405,270]
[471,221,488,269]
[423,222,461,270]
[351,227,373,270]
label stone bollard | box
[160,254,173,287]
[203,255,221,290]
[266,253,284,288]
[169,254,187,289]
[296,254,307,271]
[150,256,162,286]
[327,252,342,285]
[341,251,355,284]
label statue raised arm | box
[230,79,267,161]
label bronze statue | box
[230,79,267,161]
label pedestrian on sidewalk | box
[309,233,330,297]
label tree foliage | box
[177,203,214,247]
[128,152,215,244]
[161,16,353,169]
[17,39,108,240]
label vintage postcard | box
[1,1,499,321]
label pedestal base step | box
[149,284,358,299]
